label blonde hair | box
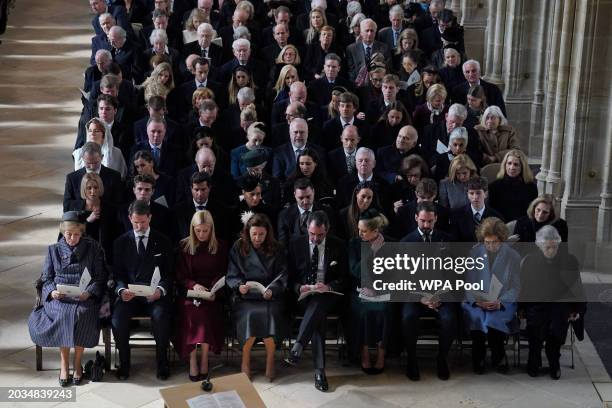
[275,44,301,65]
[185,8,207,31]
[358,213,389,232]
[305,8,327,44]
[497,149,533,183]
[79,172,105,199]
[142,62,174,101]
[240,104,258,122]
[180,210,218,255]
[395,28,419,55]
[273,64,298,96]
[426,83,447,103]
[191,87,215,110]
[448,154,477,181]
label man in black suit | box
[452,60,506,115]
[84,50,112,93]
[365,74,402,125]
[175,146,238,205]
[217,8,250,59]
[90,13,113,65]
[260,23,289,69]
[171,171,228,242]
[138,10,181,52]
[336,147,389,210]
[130,116,183,176]
[133,29,180,84]
[133,96,183,148]
[345,18,391,82]
[376,125,424,184]
[180,23,225,70]
[63,142,123,211]
[376,5,408,50]
[89,0,132,39]
[421,103,481,166]
[285,211,348,392]
[261,6,301,47]
[450,176,504,242]
[419,9,463,58]
[399,201,456,381]
[321,91,368,151]
[175,57,223,118]
[392,178,450,239]
[217,38,266,89]
[270,82,321,128]
[328,125,361,180]
[272,118,327,181]
[277,178,335,243]
[111,200,173,381]
[108,26,135,81]
[120,174,172,237]
[307,53,353,107]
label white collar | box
[133,227,150,239]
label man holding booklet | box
[285,211,348,392]
[111,200,174,381]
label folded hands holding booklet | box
[298,285,344,301]
[187,276,225,300]
[244,274,282,295]
[56,267,91,299]
[128,267,161,297]
[356,288,391,302]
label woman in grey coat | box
[438,154,478,210]
[28,212,107,386]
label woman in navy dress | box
[462,217,520,374]
[174,210,228,381]
[28,212,107,386]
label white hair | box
[447,103,467,120]
[448,127,468,144]
[356,146,375,161]
[237,87,255,103]
[350,13,366,29]
[95,49,112,60]
[346,1,361,18]
[232,38,250,50]
[463,59,481,74]
[444,47,460,58]
[311,0,327,10]
[482,106,508,126]
[389,4,403,17]
[149,28,168,45]
[98,12,114,23]
[197,22,215,35]
[109,25,126,40]
[360,18,377,31]
[535,225,562,245]
[233,26,251,41]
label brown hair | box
[476,217,509,242]
[238,213,279,256]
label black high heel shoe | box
[59,374,70,387]
[189,373,201,382]
[72,366,83,385]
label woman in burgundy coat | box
[173,210,228,381]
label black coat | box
[488,176,539,222]
[449,204,504,242]
[171,198,229,243]
[452,79,506,116]
[118,201,172,238]
[400,228,453,243]
[336,173,389,210]
[272,142,327,181]
[513,216,569,243]
[287,234,348,295]
[277,203,336,243]
[174,164,238,205]
[321,117,369,151]
[307,76,353,107]
[391,201,450,241]
[129,142,183,176]
[63,166,123,212]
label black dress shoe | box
[527,365,539,377]
[405,362,420,381]
[157,366,170,380]
[72,366,83,385]
[189,374,201,382]
[116,368,130,381]
[314,372,328,392]
[437,357,450,381]
[361,366,375,375]
[549,361,561,380]
[473,360,485,375]
[284,350,300,367]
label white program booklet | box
[246,274,282,295]
[129,267,161,297]
[412,288,449,302]
[436,139,448,154]
[154,195,168,208]
[356,288,391,302]
[186,390,246,408]
[187,276,226,299]
[57,267,91,298]
[470,275,503,302]
[298,288,344,301]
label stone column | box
[484,0,506,86]
[597,91,612,243]
[450,0,462,20]
[461,0,488,65]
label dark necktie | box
[422,232,431,243]
[137,235,146,256]
[151,146,161,165]
[474,212,482,225]
[196,205,205,211]
[365,46,372,62]
[309,244,319,284]
[201,48,207,58]
[295,148,303,161]
[300,210,310,231]
[346,153,355,174]
[393,30,399,47]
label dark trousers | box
[471,327,507,366]
[401,302,457,361]
[524,303,570,369]
[295,294,338,369]
[111,296,171,369]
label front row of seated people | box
[30,194,584,390]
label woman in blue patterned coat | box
[28,212,107,386]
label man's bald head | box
[289,82,307,104]
[195,147,216,174]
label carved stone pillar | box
[460,0,488,65]
[484,0,506,85]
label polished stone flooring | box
[0,0,609,407]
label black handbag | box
[84,351,106,382]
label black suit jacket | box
[111,40,136,80]
[321,117,369,151]
[171,198,229,243]
[452,79,506,116]
[180,42,225,67]
[174,164,238,205]
[336,173,389,210]
[83,65,103,94]
[112,228,173,295]
[217,58,267,89]
[450,205,504,242]
[277,203,336,243]
[272,142,327,181]
[288,234,348,295]
[92,6,132,38]
[175,78,223,119]
[90,34,111,65]
[400,228,453,243]
[307,76,353,107]
[130,142,183,176]
[63,166,123,212]
[421,121,482,167]
[392,201,450,240]
[327,147,354,181]
[133,115,183,148]
[119,201,172,238]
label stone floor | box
[0,0,610,407]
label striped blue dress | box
[28,237,107,348]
